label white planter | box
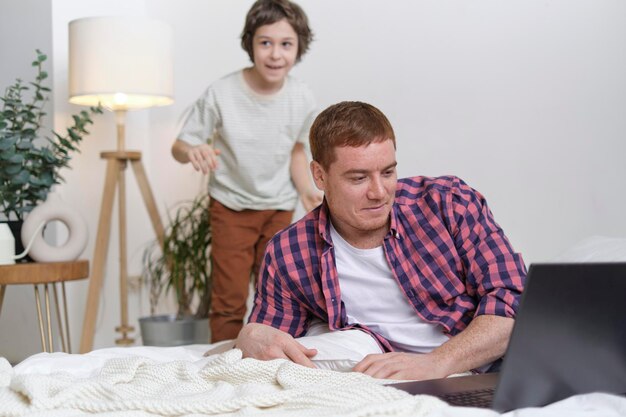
[139,314,209,346]
[21,192,88,262]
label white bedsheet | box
[1,345,625,417]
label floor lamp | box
[68,16,174,352]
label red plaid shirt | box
[249,176,527,352]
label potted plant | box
[140,193,213,346]
[0,50,102,254]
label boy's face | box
[311,139,398,247]
[251,18,298,88]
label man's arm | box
[353,315,513,380]
[238,236,315,366]
[171,138,220,174]
[450,178,527,319]
[290,142,323,212]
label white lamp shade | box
[69,16,174,110]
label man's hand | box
[353,351,451,381]
[235,323,318,368]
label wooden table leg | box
[62,282,72,353]
[0,284,5,315]
[44,284,53,351]
[52,283,67,352]
[33,285,47,352]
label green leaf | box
[0,136,18,150]
[68,129,81,143]
[3,163,24,175]
[40,171,54,184]
[35,189,49,201]
[7,154,24,164]
[11,170,30,185]
[16,143,34,152]
[29,175,46,186]
[59,136,77,151]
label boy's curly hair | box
[241,0,313,63]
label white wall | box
[147,0,626,264]
[1,0,625,362]
[0,0,54,363]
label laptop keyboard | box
[440,387,495,408]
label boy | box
[172,0,321,342]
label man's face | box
[311,139,397,248]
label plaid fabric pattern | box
[249,176,527,352]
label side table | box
[0,260,89,353]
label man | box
[235,101,527,381]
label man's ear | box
[310,160,325,191]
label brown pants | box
[209,198,293,342]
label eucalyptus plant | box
[143,194,212,319]
[0,50,102,221]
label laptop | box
[388,262,626,411]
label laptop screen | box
[492,262,626,411]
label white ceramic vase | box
[21,191,89,262]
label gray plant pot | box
[139,314,210,346]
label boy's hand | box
[235,323,318,368]
[301,189,323,212]
[187,144,221,174]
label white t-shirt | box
[178,70,317,211]
[330,223,449,353]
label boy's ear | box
[310,161,325,191]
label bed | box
[6,237,626,416]
[1,339,625,417]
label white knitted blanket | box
[0,349,447,417]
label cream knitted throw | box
[0,350,447,417]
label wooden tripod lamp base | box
[79,150,164,352]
